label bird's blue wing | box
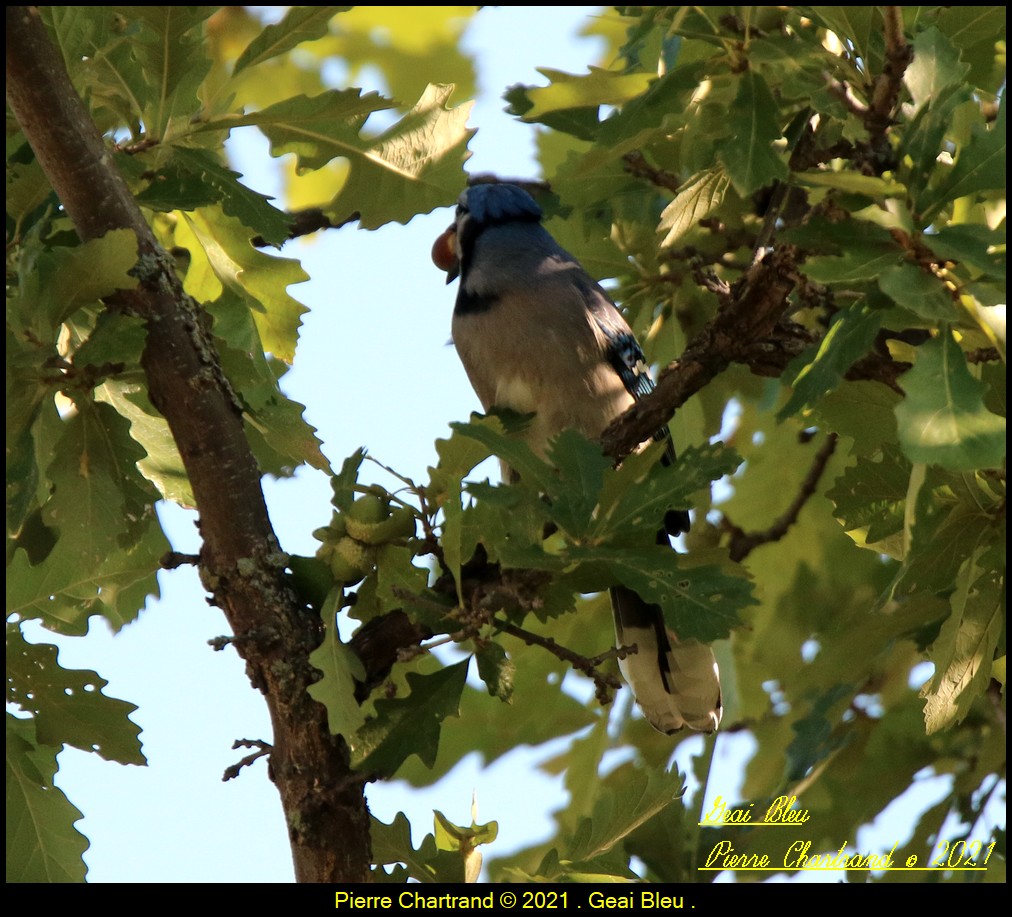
[600,326,657,403]
[593,312,689,535]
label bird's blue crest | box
[460,183,542,225]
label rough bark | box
[6,6,370,882]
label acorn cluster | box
[314,494,416,586]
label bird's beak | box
[432,225,460,283]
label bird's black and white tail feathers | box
[611,585,722,734]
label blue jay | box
[433,182,721,734]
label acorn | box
[328,536,376,585]
[344,495,416,545]
[431,225,458,273]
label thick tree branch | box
[865,7,913,173]
[6,6,369,882]
[870,8,912,127]
[601,245,801,461]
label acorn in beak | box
[431,223,459,283]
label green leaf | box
[717,70,788,195]
[6,626,144,764]
[783,214,896,255]
[394,616,597,790]
[232,7,348,75]
[587,63,705,168]
[904,27,970,112]
[95,380,191,505]
[7,513,169,635]
[433,809,498,851]
[439,499,479,601]
[427,423,495,508]
[205,297,327,474]
[228,84,473,228]
[330,448,366,512]
[132,160,221,212]
[331,83,473,229]
[5,715,89,882]
[658,167,731,248]
[461,484,556,571]
[5,148,56,228]
[211,88,392,166]
[240,373,329,476]
[813,381,901,455]
[46,7,146,129]
[543,428,610,537]
[578,546,753,642]
[596,442,743,541]
[6,415,45,547]
[933,7,1007,55]
[8,397,167,630]
[370,812,465,883]
[785,684,854,782]
[10,229,139,337]
[521,66,653,121]
[6,335,52,492]
[506,80,601,141]
[474,641,514,702]
[140,148,291,247]
[921,553,1003,733]
[128,7,215,140]
[567,763,683,864]
[927,224,1006,282]
[181,208,308,363]
[778,300,883,419]
[73,311,147,369]
[826,443,910,554]
[807,7,876,67]
[307,594,368,737]
[351,659,469,778]
[888,465,997,599]
[803,245,904,283]
[450,413,552,493]
[788,591,949,696]
[918,95,1006,220]
[796,171,905,199]
[900,84,975,201]
[895,331,1006,470]
[878,263,961,321]
[375,544,436,622]
[41,401,159,556]
[370,812,428,878]
[287,554,333,612]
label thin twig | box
[160,551,200,569]
[622,150,683,193]
[495,617,625,706]
[251,208,360,248]
[723,433,839,562]
[222,739,273,781]
[966,347,1002,364]
[752,180,790,262]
